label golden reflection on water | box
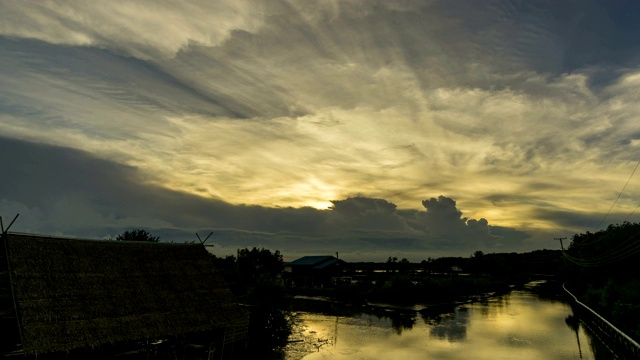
[296,290,600,360]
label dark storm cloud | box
[487,226,531,248]
[0,135,323,234]
[0,136,333,239]
[326,197,414,232]
[0,138,531,260]
[409,196,501,247]
[420,197,466,230]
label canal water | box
[283,281,612,359]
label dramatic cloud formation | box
[0,137,530,260]
[1,1,640,260]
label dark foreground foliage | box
[565,222,640,341]
[212,248,293,354]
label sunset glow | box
[2,1,640,260]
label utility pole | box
[555,237,567,251]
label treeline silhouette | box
[293,250,562,305]
[564,221,640,340]
[356,249,562,277]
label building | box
[284,255,349,287]
[0,232,248,358]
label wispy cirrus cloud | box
[2,1,640,259]
[0,0,264,59]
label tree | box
[398,258,411,275]
[115,229,160,242]
[386,256,398,273]
[221,248,290,352]
[237,247,284,281]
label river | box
[282,281,613,359]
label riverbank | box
[289,273,529,308]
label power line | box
[563,228,640,267]
[596,160,640,230]
[560,160,640,265]
[563,241,640,267]
[569,160,640,250]
[623,202,640,223]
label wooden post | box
[1,214,24,354]
[555,237,567,251]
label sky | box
[2,0,640,262]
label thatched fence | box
[3,233,248,356]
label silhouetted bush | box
[114,229,159,242]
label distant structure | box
[1,232,248,357]
[285,255,349,287]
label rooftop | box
[287,255,336,267]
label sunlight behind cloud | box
[3,0,640,256]
[4,63,640,232]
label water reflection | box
[427,307,469,342]
[389,311,416,334]
[290,298,419,335]
[287,283,612,360]
[565,314,583,358]
[564,311,614,359]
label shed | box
[0,232,248,356]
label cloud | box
[0,200,44,234]
[2,1,640,260]
[0,138,534,260]
[410,196,504,248]
[326,197,414,232]
[0,1,264,59]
